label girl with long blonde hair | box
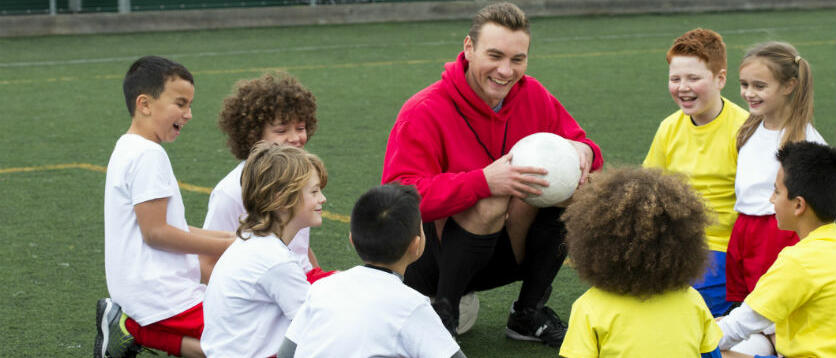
[726,42,827,305]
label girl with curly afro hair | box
[203,73,332,284]
[558,167,724,358]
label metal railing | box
[3,0,411,15]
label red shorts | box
[124,303,204,356]
[726,214,798,302]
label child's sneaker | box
[505,303,567,347]
[94,298,141,358]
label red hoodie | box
[382,52,603,222]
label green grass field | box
[1,7,834,357]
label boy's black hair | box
[123,56,194,117]
[350,184,422,265]
[776,141,836,222]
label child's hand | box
[720,350,754,358]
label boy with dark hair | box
[718,141,836,358]
[644,28,749,316]
[277,184,465,358]
[559,167,722,357]
[95,56,233,358]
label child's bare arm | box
[185,226,235,283]
[135,198,232,256]
[190,225,235,240]
[307,247,319,268]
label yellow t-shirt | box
[745,223,836,358]
[643,98,748,252]
[559,287,721,358]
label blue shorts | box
[693,250,731,317]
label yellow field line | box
[177,181,213,195]
[322,211,351,223]
[0,162,107,174]
[3,39,833,86]
[0,162,351,223]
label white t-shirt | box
[203,161,313,272]
[735,123,826,215]
[201,232,310,358]
[285,266,460,358]
[104,134,204,326]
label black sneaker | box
[94,298,142,358]
[431,297,459,338]
[505,303,567,348]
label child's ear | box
[782,78,798,96]
[715,68,727,89]
[793,196,808,217]
[409,234,425,259]
[348,233,355,248]
[136,94,151,117]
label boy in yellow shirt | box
[718,141,836,358]
[643,28,749,316]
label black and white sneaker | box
[505,303,567,348]
[94,298,142,358]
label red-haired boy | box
[643,28,749,316]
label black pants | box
[404,207,568,314]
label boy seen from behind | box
[277,184,465,358]
[96,56,233,358]
[559,168,722,357]
[719,141,836,358]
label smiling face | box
[262,119,308,148]
[668,56,726,125]
[464,22,530,108]
[135,77,194,143]
[739,60,794,125]
[290,169,326,229]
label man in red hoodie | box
[381,2,603,348]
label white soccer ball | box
[509,132,581,208]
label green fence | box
[0,0,427,15]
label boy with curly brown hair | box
[559,167,722,357]
[203,73,330,282]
